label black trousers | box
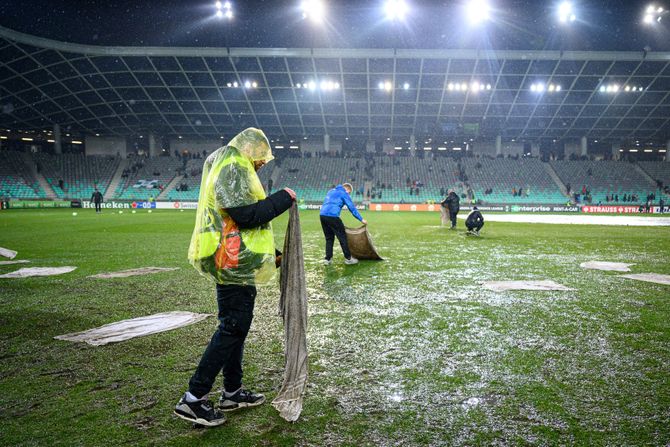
[320,215,351,260]
[94,202,102,212]
[466,221,484,231]
[188,284,256,398]
[449,210,458,228]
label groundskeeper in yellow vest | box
[188,128,276,286]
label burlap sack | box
[345,225,383,260]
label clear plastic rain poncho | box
[188,128,276,286]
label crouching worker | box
[465,206,484,236]
[320,183,367,265]
[175,128,296,427]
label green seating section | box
[463,158,566,205]
[638,161,670,186]
[0,151,44,199]
[33,153,119,200]
[113,157,182,200]
[550,160,658,203]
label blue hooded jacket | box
[320,185,364,221]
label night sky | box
[0,0,668,51]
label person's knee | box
[218,312,253,336]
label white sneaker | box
[344,257,359,265]
[322,259,332,265]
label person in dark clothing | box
[90,188,103,213]
[660,197,665,214]
[441,189,460,229]
[319,183,367,265]
[176,128,296,428]
[465,206,485,236]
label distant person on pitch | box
[441,189,460,230]
[90,187,103,213]
[320,183,366,265]
[465,206,485,236]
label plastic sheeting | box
[188,127,276,286]
[0,260,30,266]
[0,247,17,259]
[580,261,633,272]
[272,204,308,422]
[88,267,179,279]
[55,311,211,346]
[0,266,76,278]
[621,273,670,286]
[481,280,573,291]
[345,225,384,260]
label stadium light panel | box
[384,0,408,21]
[403,82,410,90]
[558,1,576,23]
[301,0,326,23]
[466,0,490,24]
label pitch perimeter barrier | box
[3,200,664,214]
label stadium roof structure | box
[1,25,670,142]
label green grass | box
[1,209,669,446]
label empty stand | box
[0,151,45,199]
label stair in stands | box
[23,152,57,200]
[543,162,570,198]
[104,159,129,201]
[158,174,184,200]
[633,162,660,187]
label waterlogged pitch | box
[1,209,669,446]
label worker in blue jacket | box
[320,183,367,265]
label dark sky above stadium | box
[0,0,668,51]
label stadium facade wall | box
[85,136,127,157]
[170,138,222,155]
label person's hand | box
[361,219,368,225]
[284,187,296,200]
[275,255,282,268]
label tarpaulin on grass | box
[345,225,383,260]
[580,261,633,272]
[272,203,308,423]
[88,267,179,279]
[0,260,30,266]
[0,247,17,259]
[621,273,670,286]
[0,266,76,278]
[55,311,211,346]
[481,280,573,291]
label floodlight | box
[644,13,654,23]
[308,81,316,90]
[558,1,576,23]
[216,10,224,18]
[334,82,340,89]
[225,9,233,19]
[624,85,631,92]
[448,83,455,91]
[378,81,385,90]
[296,83,302,88]
[384,81,393,91]
[233,81,238,87]
[403,82,410,90]
[466,0,490,24]
[252,81,258,88]
[461,83,468,90]
[486,84,492,90]
[599,85,606,92]
[384,0,408,20]
[216,1,222,8]
[244,81,251,88]
[302,0,326,23]
[556,85,561,91]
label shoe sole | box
[173,409,226,427]
[219,396,266,412]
